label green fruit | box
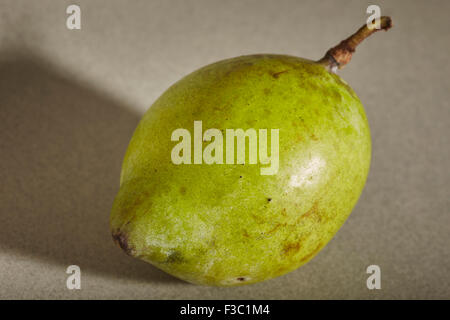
[110,17,392,286]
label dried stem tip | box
[318,16,392,71]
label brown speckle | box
[266,223,283,235]
[267,198,272,202]
[302,201,320,220]
[237,277,246,281]
[271,70,289,79]
[282,241,302,256]
[179,186,187,195]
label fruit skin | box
[110,54,371,286]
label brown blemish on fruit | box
[295,118,317,140]
[243,230,250,238]
[302,202,317,218]
[112,231,134,256]
[120,191,151,218]
[300,243,323,263]
[257,221,287,240]
[275,265,290,275]
[264,88,271,95]
[179,186,187,195]
[302,201,321,221]
[282,241,302,256]
[237,277,246,281]
[271,70,289,79]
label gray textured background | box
[0,0,449,299]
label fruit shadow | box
[0,51,181,284]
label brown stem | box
[317,16,393,72]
